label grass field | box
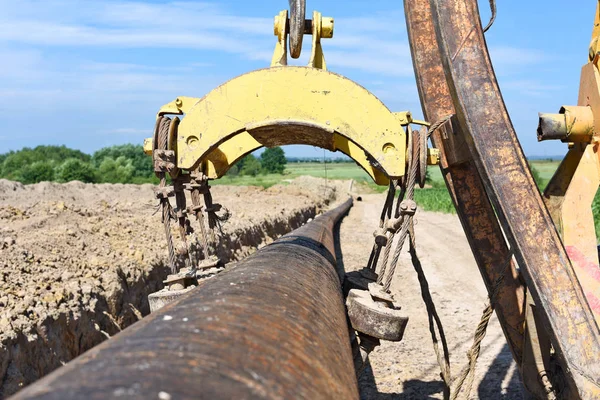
[215,160,561,203]
[217,160,560,213]
[414,160,560,213]
[217,158,600,242]
[212,162,375,188]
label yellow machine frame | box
[143,10,433,186]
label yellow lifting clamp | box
[145,6,439,186]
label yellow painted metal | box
[427,148,440,165]
[543,48,600,323]
[202,132,262,178]
[308,11,332,70]
[562,105,595,142]
[271,9,333,70]
[156,96,201,117]
[146,10,399,185]
[393,111,413,125]
[411,119,430,127]
[174,66,406,181]
[143,138,153,156]
[271,10,288,67]
[538,106,595,142]
[332,134,389,185]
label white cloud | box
[489,46,549,66]
[499,79,565,97]
[0,0,414,78]
[0,0,556,154]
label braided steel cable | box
[407,221,452,397]
[156,117,178,274]
[380,128,418,290]
[367,180,397,271]
[380,125,452,395]
[190,188,211,261]
[450,252,514,400]
[377,127,412,283]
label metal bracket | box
[346,288,409,342]
[271,9,333,70]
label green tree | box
[260,147,287,174]
[0,146,89,181]
[32,145,90,162]
[226,164,240,177]
[92,144,153,178]
[528,162,544,189]
[239,154,262,176]
[57,159,97,183]
[98,156,135,183]
[19,162,55,184]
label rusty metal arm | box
[12,199,359,400]
[429,0,600,397]
[404,0,525,365]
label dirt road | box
[340,193,522,399]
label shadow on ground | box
[357,344,524,399]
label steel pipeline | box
[12,198,358,400]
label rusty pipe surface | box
[12,198,358,400]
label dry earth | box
[340,193,522,399]
[0,177,341,398]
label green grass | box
[217,158,600,243]
[212,173,291,189]
[220,161,600,239]
[417,160,563,215]
[212,162,376,188]
[217,161,560,216]
[414,187,455,214]
[287,163,374,181]
[426,159,600,242]
[529,160,560,181]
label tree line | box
[0,145,287,184]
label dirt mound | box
[0,177,343,397]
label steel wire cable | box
[381,128,418,290]
[156,117,178,274]
[367,180,397,271]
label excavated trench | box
[0,177,341,397]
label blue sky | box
[0,0,596,158]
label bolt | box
[382,143,396,154]
[169,283,184,292]
[427,148,441,165]
[321,17,334,38]
[399,200,417,216]
[373,229,388,247]
[175,98,183,107]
